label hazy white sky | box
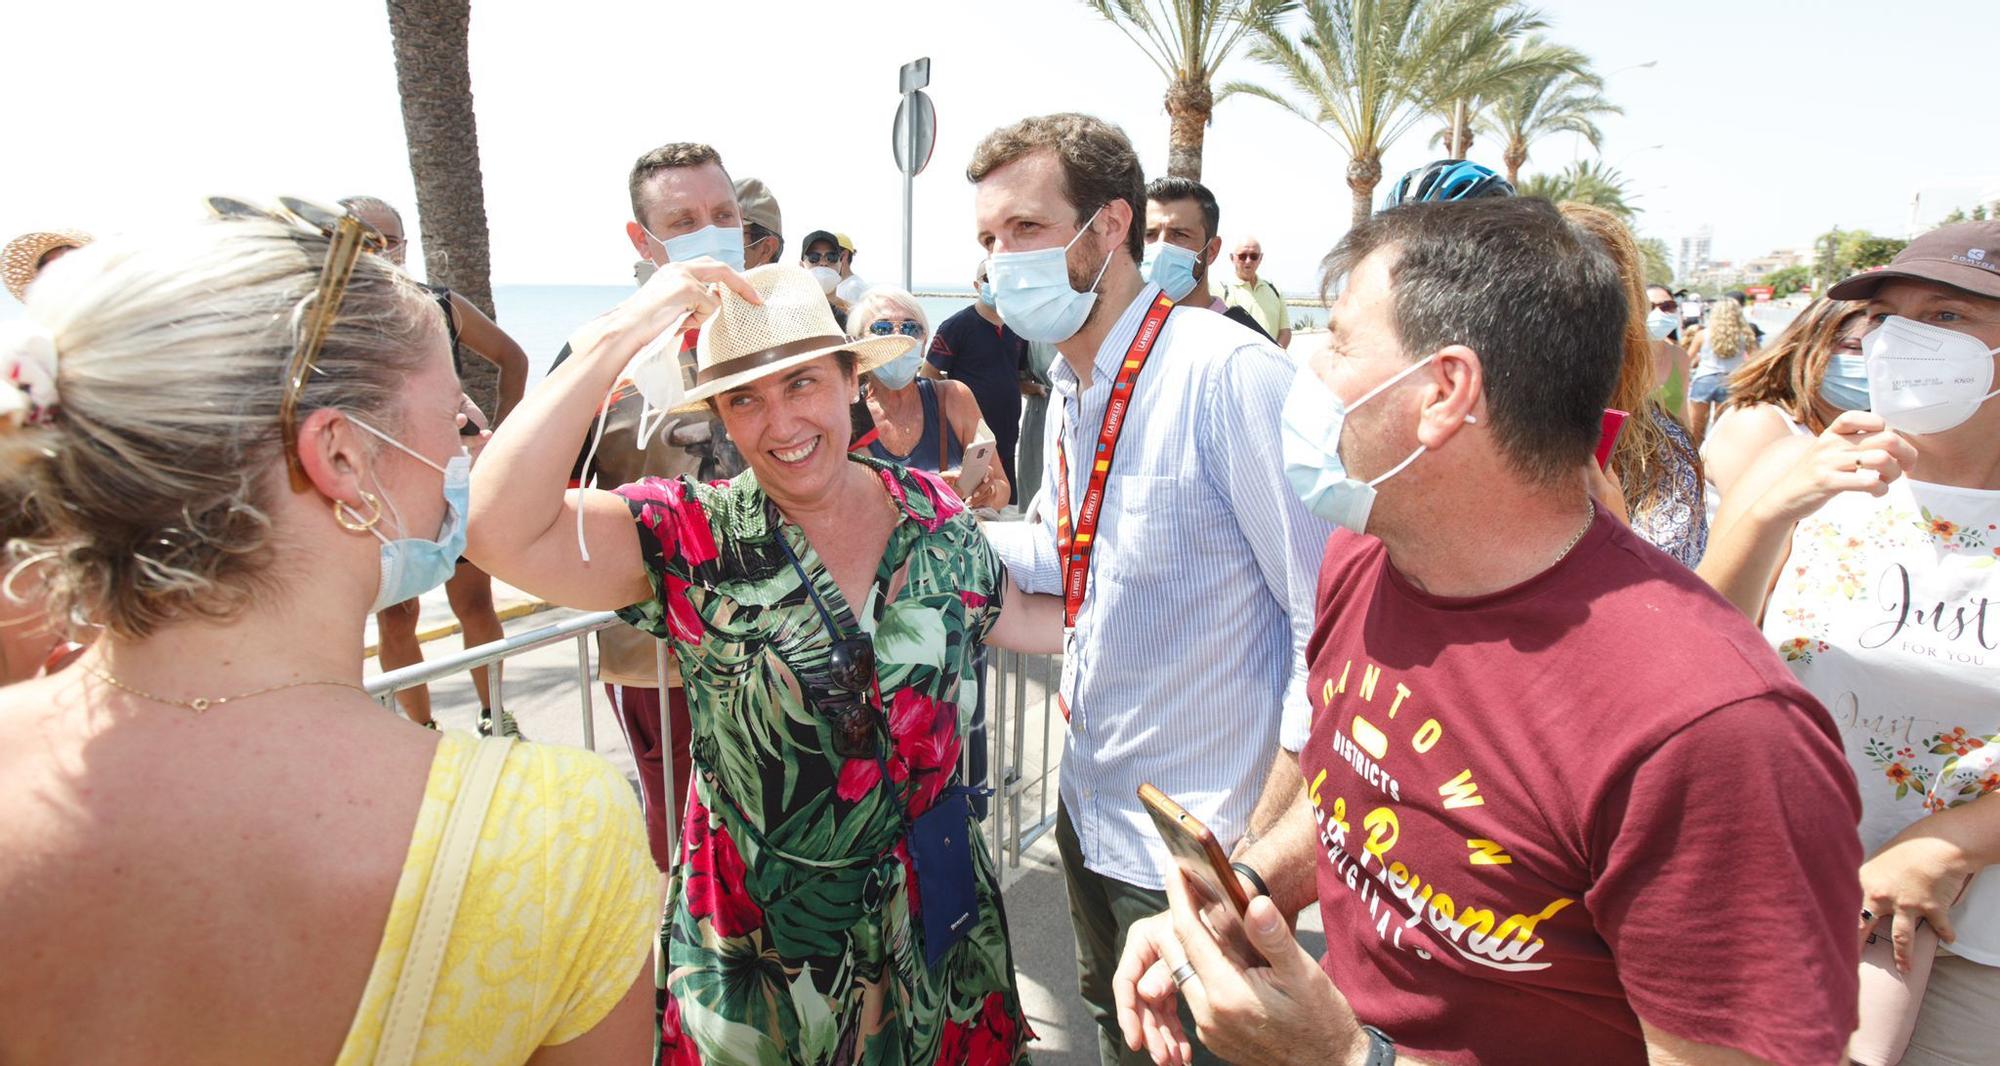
[5,0,1996,293]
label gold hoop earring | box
[333,491,383,532]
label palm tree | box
[1083,0,1297,179]
[1518,159,1638,219]
[1636,235,1673,286]
[385,0,498,412]
[1484,37,1619,183]
[1427,36,1599,164]
[1224,0,1552,223]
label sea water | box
[498,283,979,383]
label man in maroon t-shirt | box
[1113,198,1863,1066]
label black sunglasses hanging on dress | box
[772,520,883,759]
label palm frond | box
[1084,0,1179,78]
[1217,77,1345,142]
[1224,0,1630,188]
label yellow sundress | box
[336,730,656,1063]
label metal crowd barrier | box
[365,607,1066,871]
[366,608,682,859]
[982,649,1065,869]
[367,608,621,745]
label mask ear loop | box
[1074,206,1116,295]
[575,309,693,563]
[1366,443,1428,488]
[347,416,449,475]
[344,415,450,543]
[1348,355,1450,489]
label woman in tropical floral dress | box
[467,261,1063,1065]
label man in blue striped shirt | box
[969,113,1330,1066]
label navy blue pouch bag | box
[908,785,992,968]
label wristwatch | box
[1360,1025,1396,1066]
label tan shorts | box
[1900,949,2000,1066]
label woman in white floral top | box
[1698,222,2000,1064]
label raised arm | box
[1699,404,1791,506]
[1697,411,1915,619]
[447,291,529,424]
[464,261,758,611]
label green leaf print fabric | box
[614,457,1031,1066]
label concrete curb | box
[363,598,554,659]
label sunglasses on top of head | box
[867,319,924,338]
[204,195,388,493]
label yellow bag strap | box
[374,736,514,1065]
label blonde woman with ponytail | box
[0,208,653,1065]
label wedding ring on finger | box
[1170,962,1198,987]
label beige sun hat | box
[3,229,93,302]
[676,264,912,412]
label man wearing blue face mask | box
[1700,221,2000,1061]
[1143,177,1271,343]
[1116,197,1865,1066]
[969,112,1331,1066]
[623,143,747,273]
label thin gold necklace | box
[83,663,366,714]
[1555,499,1596,563]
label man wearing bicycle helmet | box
[1381,159,1516,209]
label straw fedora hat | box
[676,264,912,412]
[3,229,93,302]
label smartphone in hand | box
[957,439,997,497]
[1594,408,1629,470]
[1139,783,1259,965]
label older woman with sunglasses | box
[847,287,1011,511]
[0,203,655,1064]
[468,263,1061,1064]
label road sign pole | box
[895,57,932,294]
[903,124,915,290]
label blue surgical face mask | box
[1819,351,1871,412]
[1280,355,1444,534]
[348,418,470,613]
[643,222,746,272]
[1141,240,1202,302]
[870,348,925,390]
[1645,308,1678,341]
[977,280,995,308]
[987,206,1115,344]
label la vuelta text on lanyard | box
[1056,294,1173,629]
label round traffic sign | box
[893,90,937,178]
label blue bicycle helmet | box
[1380,159,1515,211]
